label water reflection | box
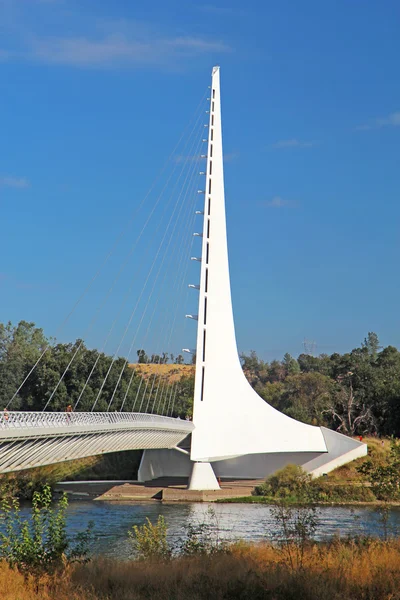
[12,501,400,558]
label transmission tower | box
[303,338,317,356]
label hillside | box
[129,363,194,383]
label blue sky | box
[1,0,400,362]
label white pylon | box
[139,66,367,489]
[187,66,366,489]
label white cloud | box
[262,196,296,208]
[0,175,30,188]
[356,111,400,131]
[376,111,400,127]
[271,138,317,149]
[1,18,231,69]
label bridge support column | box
[188,461,220,490]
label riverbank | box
[54,478,260,502]
[1,538,400,600]
[217,495,400,507]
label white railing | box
[0,411,193,431]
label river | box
[14,501,400,558]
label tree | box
[283,353,300,376]
[357,439,400,501]
[171,374,194,418]
[240,350,264,373]
[325,372,376,435]
[0,321,48,408]
[136,349,148,364]
[174,354,184,365]
[281,372,334,425]
[362,331,381,359]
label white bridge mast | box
[139,66,367,489]
[187,66,366,490]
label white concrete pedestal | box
[188,461,220,490]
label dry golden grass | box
[129,363,194,383]
[1,539,400,599]
[324,436,390,485]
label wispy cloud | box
[26,33,230,68]
[0,3,232,70]
[0,175,30,188]
[262,196,297,208]
[271,138,317,149]
[356,111,400,131]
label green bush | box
[180,508,228,556]
[128,516,171,561]
[311,482,376,503]
[254,464,313,500]
[357,439,400,501]
[0,485,94,583]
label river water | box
[14,501,400,558]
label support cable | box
[152,188,200,414]
[7,90,207,410]
[145,175,199,414]
[107,133,203,412]
[92,128,205,412]
[72,119,205,411]
[119,169,199,413]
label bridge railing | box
[0,411,192,430]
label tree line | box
[1,321,399,436]
[0,321,193,417]
[240,332,400,437]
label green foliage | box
[172,373,195,418]
[0,485,93,581]
[136,349,149,364]
[253,462,380,504]
[179,508,228,556]
[2,319,400,440]
[254,464,313,500]
[128,516,171,561]
[0,450,142,501]
[362,332,381,358]
[270,501,320,570]
[309,482,376,503]
[241,331,400,437]
[357,439,400,501]
[0,320,189,414]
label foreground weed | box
[128,515,171,561]
[0,485,94,586]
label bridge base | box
[138,428,367,487]
[188,461,220,490]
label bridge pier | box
[188,461,220,490]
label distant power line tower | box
[303,338,317,356]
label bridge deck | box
[0,412,194,473]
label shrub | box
[128,515,171,561]
[357,439,400,501]
[179,508,228,556]
[0,485,94,584]
[270,501,320,571]
[254,463,313,500]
